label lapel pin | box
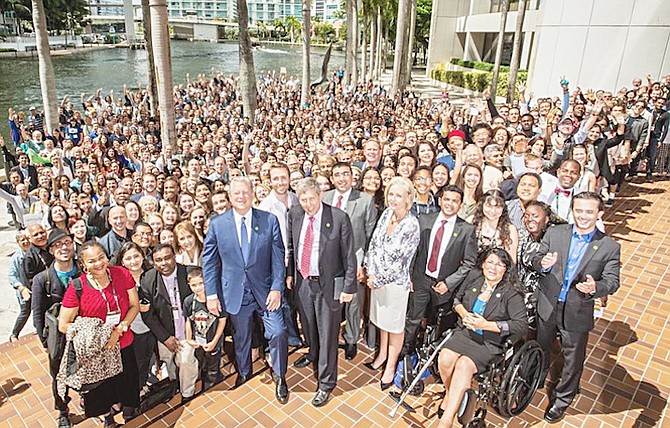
[496,293,501,298]
[326,223,331,228]
[472,288,477,293]
[254,226,259,232]
[593,245,598,250]
[453,232,458,237]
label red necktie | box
[427,220,447,273]
[300,216,315,278]
[336,194,343,209]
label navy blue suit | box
[203,208,288,378]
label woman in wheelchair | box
[435,247,528,428]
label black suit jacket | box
[31,265,81,347]
[454,269,527,347]
[140,264,192,343]
[531,224,620,333]
[411,213,478,305]
[287,203,357,311]
[10,165,38,191]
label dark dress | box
[442,270,527,373]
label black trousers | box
[536,302,589,410]
[11,298,31,338]
[132,331,156,389]
[49,348,70,414]
[296,278,342,392]
[403,282,456,354]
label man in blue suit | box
[203,176,289,404]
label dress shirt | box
[232,209,252,247]
[257,190,298,253]
[162,268,185,340]
[559,227,596,302]
[298,205,322,277]
[549,186,574,221]
[425,213,457,278]
[334,188,352,210]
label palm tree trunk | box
[149,0,176,150]
[490,0,508,98]
[31,0,58,135]
[237,0,257,124]
[360,17,367,83]
[507,0,527,103]
[391,0,410,94]
[344,0,354,85]
[300,0,311,107]
[404,0,416,85]
[351,0,359,84]
[376,9,383,78]
[368,9,376,80]
[142,0,158,116]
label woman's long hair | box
[478,247,523,294]
[472,189,513,247]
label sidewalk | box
[0,176,668,427]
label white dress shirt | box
[298,205,322,276]
[333,188,352,211]
[232,208,252,247]
[425,213,457,278]
[257,190,298,252]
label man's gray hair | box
[484,144,503,158]
[229,176,253,192]
[294,177,322,196]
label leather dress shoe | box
[312,389,331,407]
[234,375,248,388]
[294,355,313,369]
[275,377,289,404]
[345,344,357,360]
[544,403,566,423]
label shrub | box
[431,65,527,99]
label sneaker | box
[57,415,72,428]
[605,198,614,208]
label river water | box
[0,41,343,137]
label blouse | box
[62,266,135,348]
[365,208,420,291]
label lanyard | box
[89,272,120,314]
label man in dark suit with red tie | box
[404,185,478,354]
[286,177,357,407]
[532,192,620,423]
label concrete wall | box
[528,0,670,95]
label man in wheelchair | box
[434,248,531,428]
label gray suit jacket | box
[323,189,377,262]
[531,224,620,333]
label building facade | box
[427,0,670,95]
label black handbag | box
[43,278,83,361]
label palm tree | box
[507,0,527,102]
[490,0,508,97]
[391,0,410,94]
[149,0,176,150]
[237,0,257,124]
[30,0,58,134]
[141,0,158,116]
[300,0,311,107]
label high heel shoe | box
[380,380,393,391]
[363,360,385,371]
[436,407,445,419]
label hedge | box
[431,65,528,99]
[449,57,514,73]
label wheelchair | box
[389,315,545,427]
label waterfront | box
[0,40,343,137]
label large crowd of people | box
[4,68,667,427]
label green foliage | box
[449,57,515,73]
[313,20,336,43]
[414,0,431,49]
[0,47,18,52]
[431,64,528,99]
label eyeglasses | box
[414,176,431,183]
[52,239,74,249]
[484,259,506,269]
[332,172,351,178]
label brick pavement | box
[1,176,669,428]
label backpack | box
[44,276,82,361]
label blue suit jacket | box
[203,208,286,315]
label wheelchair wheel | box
[464,408,487,428]
[495,340,545,417]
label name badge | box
[106,311,121,326]
[196,336,208,346]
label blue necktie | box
[240,217,249,262]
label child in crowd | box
[178,267,226,401]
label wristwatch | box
[116,321,129,333]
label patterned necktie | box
[336,194,343,209]
[240,217,249,262]
[300,216,315,278]
[427,220,447,273]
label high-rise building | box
[167,1,236,20]
[427,0,670,94]
[312,0,340,22]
